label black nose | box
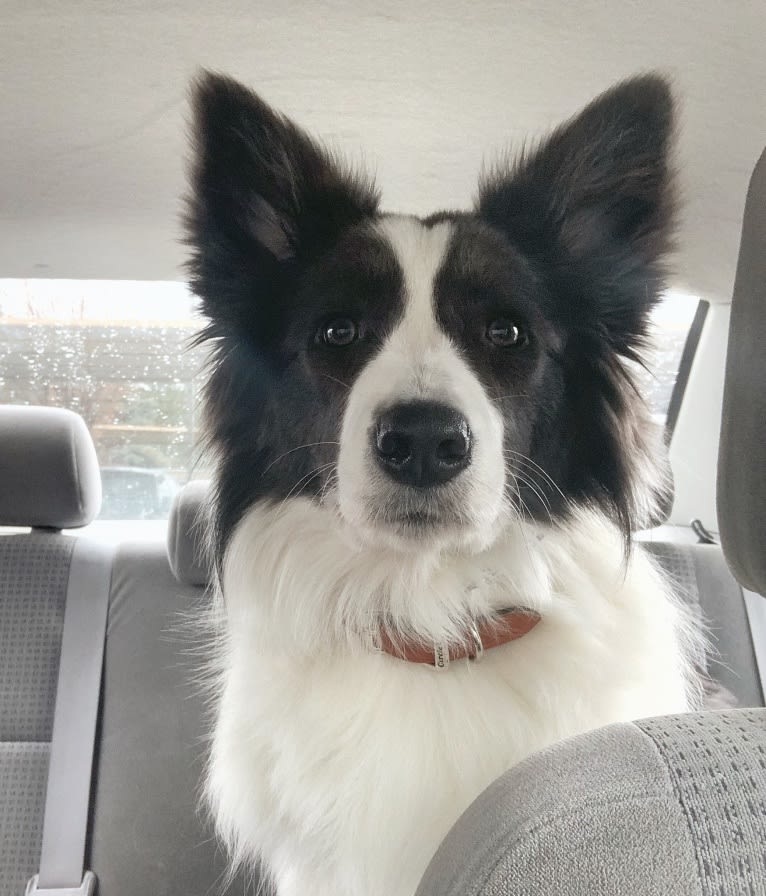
[373,402,472,488]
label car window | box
[630,291,701,424]
[0,279,210,521]
[0,280,700,520]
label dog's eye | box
[321,318,359,347]
[486,319,528,348]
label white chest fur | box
[205,501,703,896]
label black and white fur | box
[186,73,705,896]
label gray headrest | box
[167,480,212,586]
[717,146,766,595]
[0,405,101,529]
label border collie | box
[186,72,705,896]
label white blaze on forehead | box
[375,216,452,351]
[369,214,496,409]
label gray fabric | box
[416,721,702,896]
[0,532,249,896]
[0,744,50,896]
[0,532,72,896]
[0,533,73,741]
[717,147,766,595]
[166,480,211,587]
[0,406,101,529]
[644,541,764,707]
[643,540,697,598]
[417,710,766,896]
[693,551,764,708]
[639,710,766,895]
[87,541,250,896]
[37,539,115,891]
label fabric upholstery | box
[166,480,211,587]
[0,532,74,896]
[638,711,766,893]
[644,541,763,707]
[416,720,702,896]
[0,405,101,529]
[717,147,766,594]
[0,743,50,896]
[416,709,766,896]
[88,541,250,896]
[689,546,764,707]
[0,534,73,741]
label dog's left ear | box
[478,74,676,355]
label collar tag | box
[433,642,450,670]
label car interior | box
[1,3,765,895]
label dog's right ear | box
[185,72,378,324]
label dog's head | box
[187,73,675,561]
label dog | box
[185,71,706,896]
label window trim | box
[665,298,709,440]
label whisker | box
[503,449,568,502]
[277,462,337,511]
[318,467,339,505]
[261,441,340,477]
[492,392,529,402]
[503,468,550,518]
[514,494,538,564]
[320,373,352,391]
[510,469,553,522]
[506,457,557,502]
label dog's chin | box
[376,512,463,552]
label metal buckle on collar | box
[468,621,484,663]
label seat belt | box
[26,539,115,896]
[744,589,766,706]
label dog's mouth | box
[374,498,469,539]
[393,510,447,530]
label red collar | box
[379,608,541,670]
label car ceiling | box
[2,0,765,301]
